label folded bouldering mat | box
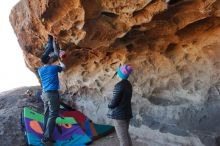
[21,104,114,146]
[21,107,91,146]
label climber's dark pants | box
[41,91,60,139]
[42,36,59,60]
[43,37,54,57]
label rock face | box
[0,87,43,146]
[10,0,220,145]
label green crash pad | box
[23,107,77,124]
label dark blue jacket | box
[107,79,133,120]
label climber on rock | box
[38,35,66,145]
[41,35,58,60]
[41,35,66,63]
[107,64,133,146]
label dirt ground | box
[91,132,147,146]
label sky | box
[0,0,39,92]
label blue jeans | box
[41,91,60,139]
[43,37,54,57]
[42,37,59,59]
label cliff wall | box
[10,0,220,145]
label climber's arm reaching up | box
[58,60,66,71]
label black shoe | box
[48,35,53,42]
[48,138,56,143]
[41,138,50,146]
[41,137,56,145]
[216,136,220,146]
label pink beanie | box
[117,65,133,79]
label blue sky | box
[0,0,39,92]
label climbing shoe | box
[41,137,55,146]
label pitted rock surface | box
[10,0,220,145]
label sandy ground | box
[91,132,147,146]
